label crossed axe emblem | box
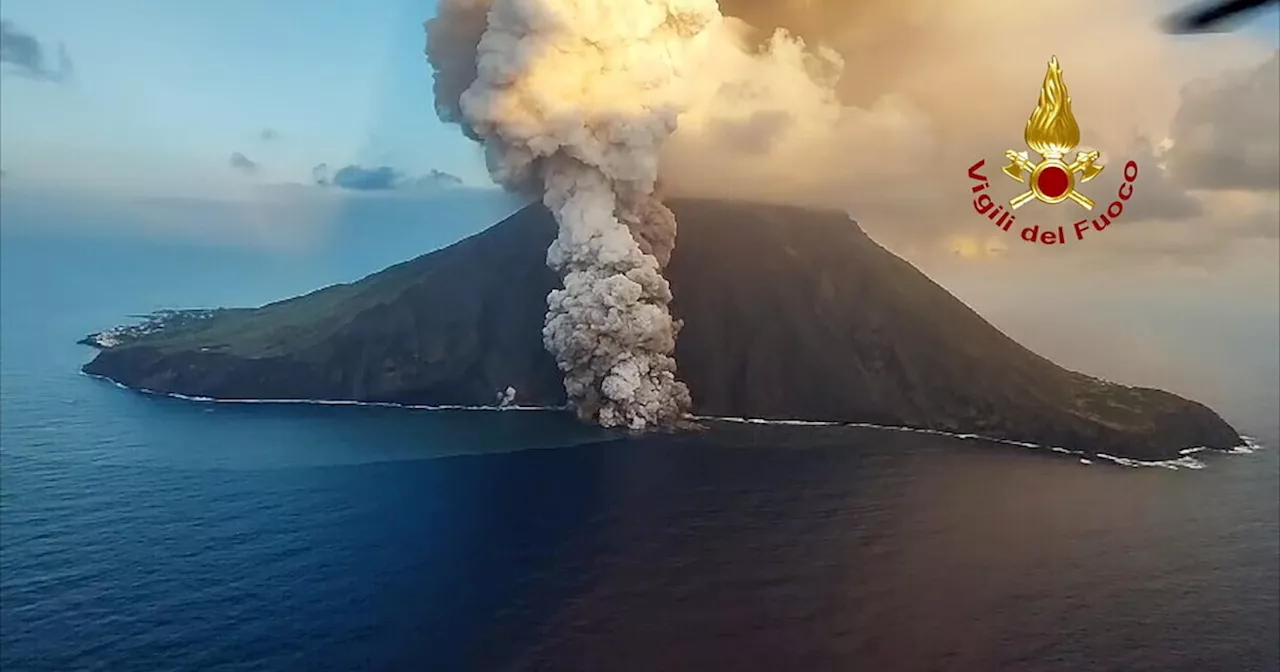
[1001,150,1104,210]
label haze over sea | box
[1,192,1277,671]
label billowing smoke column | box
[426,0,719,429]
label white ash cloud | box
[425,0,718,429]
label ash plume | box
[424,0,1273,426]
[424,0,488,141]
[424,0,717,429]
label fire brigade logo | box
[1001,56,1104,210]
[965,56,1140,247]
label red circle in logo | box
[1037,165,1070,199]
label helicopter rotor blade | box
[1164,0,1277,33]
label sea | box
[1,191,1278,672]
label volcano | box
[81,198,1241,460]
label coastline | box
[80,369,1265,471]
[71,199,1249,466]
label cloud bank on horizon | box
[216,153,466,192]
[310,163,464,191]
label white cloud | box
[655,0,1278,266]
[1164,51,1280,192]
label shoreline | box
[80,370,1265,471]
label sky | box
[0,0,491,194]
[0,0,1275,196]
[1,0,1277,427]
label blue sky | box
[0,0,489,195]
[1,1,1276,197]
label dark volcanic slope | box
[83,199,1241,459]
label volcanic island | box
[79,198,1244,461]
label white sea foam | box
[1227,435,1264,454]
[703,415,1088,453]
[700,415,1265,470]
[710,416,842,427]
[83,371,1266,469]
[1094,453,1207,470]
[82,372,562,413]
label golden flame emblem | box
[1002,56,1104,210]
[1025,56,1080,158]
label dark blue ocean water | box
[2,209,1278,671]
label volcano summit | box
[81,198,1242,461]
